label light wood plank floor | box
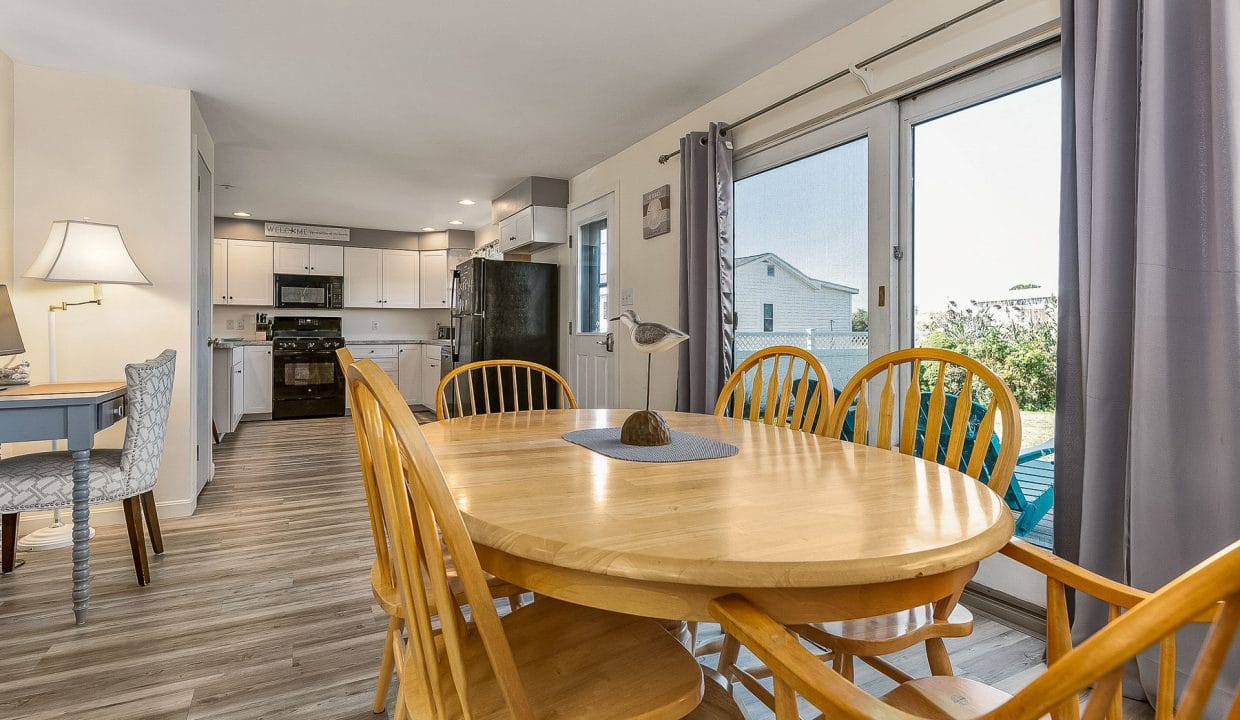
[0,416,1144,719]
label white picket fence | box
[734,331,870,388]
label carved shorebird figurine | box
[610,310,689,411]
[610,310,689,354]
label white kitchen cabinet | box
[212,238,229,304]
[419,250,448,309]
[421,344,442,412]
[273,242,310,274]
[242,345,273,414]
[397,344,421,405]
[344,247,382,308]
[381,249,421,308]
[496,206,568,254]
[344,345,399,410]
[229,351,244,431]
[224,239,274,305]
[309,245,344,276]
[274,243,344,276]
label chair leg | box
[139,491,163,554]
[716,633,741,682]
[833,651,855,682]
[373,614,401,714]
[122,497,150,586]
[925,637,954,676]
[2,513,16,574]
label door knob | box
[596,332,614,352]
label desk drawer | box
[98,395,127,428]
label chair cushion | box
[0,450,127,512]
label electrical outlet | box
[621,288,635,307]
[226,319,235,330]
[371,321,380,331]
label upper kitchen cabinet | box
[274,242,344,276]
[419,250,448,308]
[344,247,382,308]
[273,242,309,274]
[309,245,345,276]
[344,247,419,308]
[496,205,568,254]
[222,239,274,305]
[381,249,420,308]
[212,238,228,304]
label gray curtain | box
[677,123,735,413]
[1058,0,1240,712]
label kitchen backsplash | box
[213,306,451,340]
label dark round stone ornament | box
[620,410,672,446]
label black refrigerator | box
[449,258,558,412]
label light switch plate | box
[226,319,235,330]
[621,288,634,307]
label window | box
[576,218,608,333]
[734,122,884,385]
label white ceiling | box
[0,1,888,232]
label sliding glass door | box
[900,46,1061,549]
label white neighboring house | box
[735,253,859,333]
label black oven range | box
[271,316,345,420]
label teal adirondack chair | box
[836,391,1055,538]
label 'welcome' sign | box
[264,223,350,242]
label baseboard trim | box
[962,582,1047,639]
[14,497,198,534]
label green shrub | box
[917,299,1057,411]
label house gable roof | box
[735,253,859,295]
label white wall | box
[552,0,1058,409]
[9,63,201,527]
[0,50,12,283]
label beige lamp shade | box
[24,221,151,285]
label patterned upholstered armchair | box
[0,349,176,585]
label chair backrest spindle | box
[436,359,577,420]
[715,346,833,434]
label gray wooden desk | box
[0,382,128,625]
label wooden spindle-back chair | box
[435,359,576,420]
[714,346,833,434]
[712,537,1240,720]
[827,347,1022,496]
[338,349,524,715]
[345,358,738,720]
[781,348,1023,686]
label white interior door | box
[195,153,213,493]
[568,193,618,408]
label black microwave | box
[273,274,343,309]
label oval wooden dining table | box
[420,408,1014,624]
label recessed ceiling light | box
[457,199,476,206]
[448,220,464,225]
[232,211,252,218]
[421,227,436,232]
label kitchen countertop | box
[345,338,450,346]
[213,339,272,349]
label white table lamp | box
[17,220,151,551]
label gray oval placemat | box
[563,427,739,463]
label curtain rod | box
[656,0,1009,164]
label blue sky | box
[734,78,1061,317]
